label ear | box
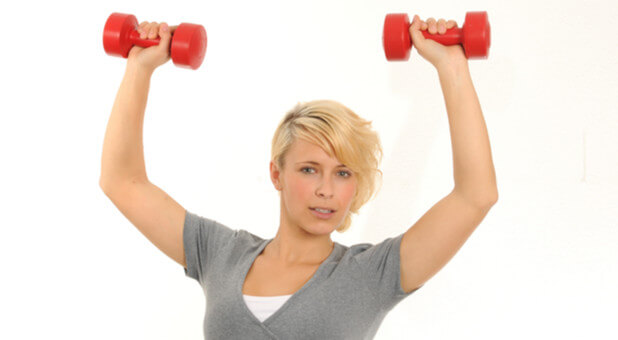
[270,161,282,191]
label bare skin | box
[243,138,357,296]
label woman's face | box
[270,139,357,234]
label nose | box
[316,177,334,198]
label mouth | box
[310,207,336,213]
[310,207,336,219]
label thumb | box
[157,23,175,52]
[408,15,426,49]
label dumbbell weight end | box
[103,13,139,58]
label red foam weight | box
[170,23,207,70]
[382,11,491,60]
[103,13,138,58]
[382,13,412,61]
[102,12,207,70]
[462,12,491,59]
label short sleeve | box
[183,209,237,283]
[353,232,422,307]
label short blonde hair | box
[270,99,383,233]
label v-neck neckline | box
[238,237,338,327]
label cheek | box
[286,175,312,204]
[344,182,357,202]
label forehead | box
[289,139,344,167]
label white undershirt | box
[242,294,294,322]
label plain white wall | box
[1,0,616,339]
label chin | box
[307,221,340,235]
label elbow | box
[488,196,498,208]
[453,187,498,209]
[99,178,111,194]
[99,176,119,194]
[483,191,499,208]
[99,175,148,194]
[479,187,498,206]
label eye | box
[301,167,316,174]
[301,167,352,178]
[339,170,352,178]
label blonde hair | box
[270,99,383,233]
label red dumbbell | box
[103,12,207,70]
[382,11,491,61]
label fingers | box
[410,15,424,37]
[158,22,169,35]
[416,16,457,35]
[160,24,179,35]
[157,22,174,51]
[136,21,167,40]
[137,21,149,39]
[426,17,447,34]
[409,15,426,46]
[411,15,421,30]
[426,17,436,34]
[437,19,446,34]
[148,22,159,39]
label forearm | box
[436,62,498,205]
[100,64,154,187]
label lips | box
[310,207,335,219]
[310,207,336,212]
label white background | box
[1,0,616,339]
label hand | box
[409,15,467,70]
[127,21,178,73]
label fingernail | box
[162,24,168,32]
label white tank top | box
[242,294,294,322]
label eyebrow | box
[297,161,347,167]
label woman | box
[100,14,498,339]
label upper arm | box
[400,191,496,293]
[101,178,188,268]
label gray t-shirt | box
[183,209,422,339]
